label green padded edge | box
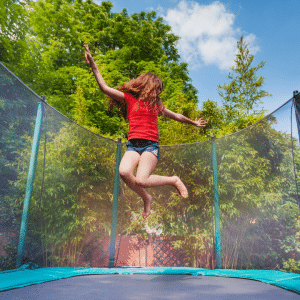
[0,265,299,295]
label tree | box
[12,0,202,144]
[0,0,29,64]
[217,36,272,134]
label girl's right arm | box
[84,44,125,102]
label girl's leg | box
[136,152,188,198]
[119,151,153,218]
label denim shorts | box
[126,139,160,159]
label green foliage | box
[0,0,29,64]
[282,258,300,273]
[0,242,17,271]
[215,118,300,270]
[8,0,200,144]
[0,68,40,232]
[3,117,118,267]
[2,95,299,272]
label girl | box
[84,44,207,219]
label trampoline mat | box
[1,274,300,300]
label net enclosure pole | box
[292,90,300,214]
[211,136,222,269]
[293,90,300,142]
[16,100,44,268]
[108,138,122,267]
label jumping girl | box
[84,44,207,219]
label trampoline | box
[1,265,300,299]
[1,62,300,299]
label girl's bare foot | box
[143,194,152,219]
[174,176,188,198]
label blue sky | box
[100,0,300,115]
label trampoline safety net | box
[1,62,300,273]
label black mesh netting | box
[0,64,117,269]
[1,63,299,272]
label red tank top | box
[124,92,165,142]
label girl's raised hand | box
[194,117,207,127]
[84,44,96,68]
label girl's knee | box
[135,176,147,187]
[119,167,130,178]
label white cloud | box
[244,33,260,55]
[161,0,259,70]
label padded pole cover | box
[211,137,222,269]
[108,139,122,267]
[16,101,44,268]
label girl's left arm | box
[161,108,207,127]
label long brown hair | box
[108,73,163,120]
